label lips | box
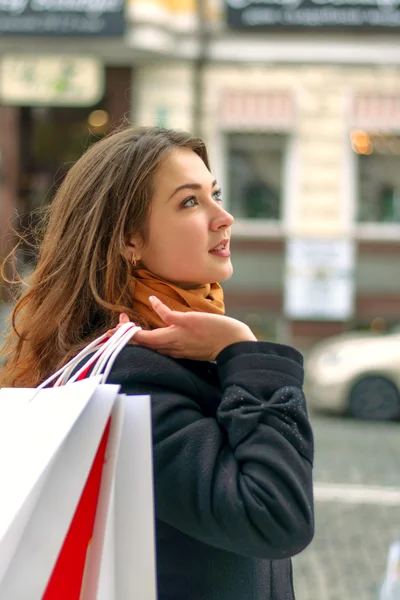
[209,238,229,252]
[209,238,231,258]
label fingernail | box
[149,296,157,302]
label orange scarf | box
[131,268,225,329]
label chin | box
[215,265,233,283]
[174,263,233,287]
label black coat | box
[107,340,314,600]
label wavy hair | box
[0,126,209,387]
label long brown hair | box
[0,126,209,387]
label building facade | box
[130,0,400,348]
[1,0,400,348]
[0,2,134,298]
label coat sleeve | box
[110,341,314,560]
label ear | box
[124,234,144,262]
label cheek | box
[169,234,205,264]
[145,214,208,267]
[176,223,207,256]
[166,220,206,248]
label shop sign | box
[226,0,400,28]
[0,55,104,107]
[0,0,125,36]
[284,238,355,321]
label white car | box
[304,331,400,421]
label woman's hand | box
[111,296,257,361]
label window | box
[226,133,286,220]
[19,105,110,214]
[355,132,400,223]
[17,105,110,266]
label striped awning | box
[219,90,296,131]
[352,94,400,131]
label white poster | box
[284,238,355,321]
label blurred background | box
[1,1,400,598]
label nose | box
[210,203,234,232]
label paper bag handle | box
[37,322,141,390]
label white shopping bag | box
[0,321,157,600]
[87,393,157,600]
[114,393,157,600]
[0,377,120,600]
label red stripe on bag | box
[74,339,109,382]
[42,418,111,600]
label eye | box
[181,196,198,208]
[212,188,223,202]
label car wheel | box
[348,376,400,421]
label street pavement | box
[293,412,400,600]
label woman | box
[1,126,314,599]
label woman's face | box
[131,148,234,288]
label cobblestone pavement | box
[293,413,400,600]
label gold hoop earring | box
[131,255,137,268]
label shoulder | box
[106,344,199,395]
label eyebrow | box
[168,179,218,200]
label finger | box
[149,296,186,326]
[119,313,130,325]
[107,313,133,337]
[134,326,179,348]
